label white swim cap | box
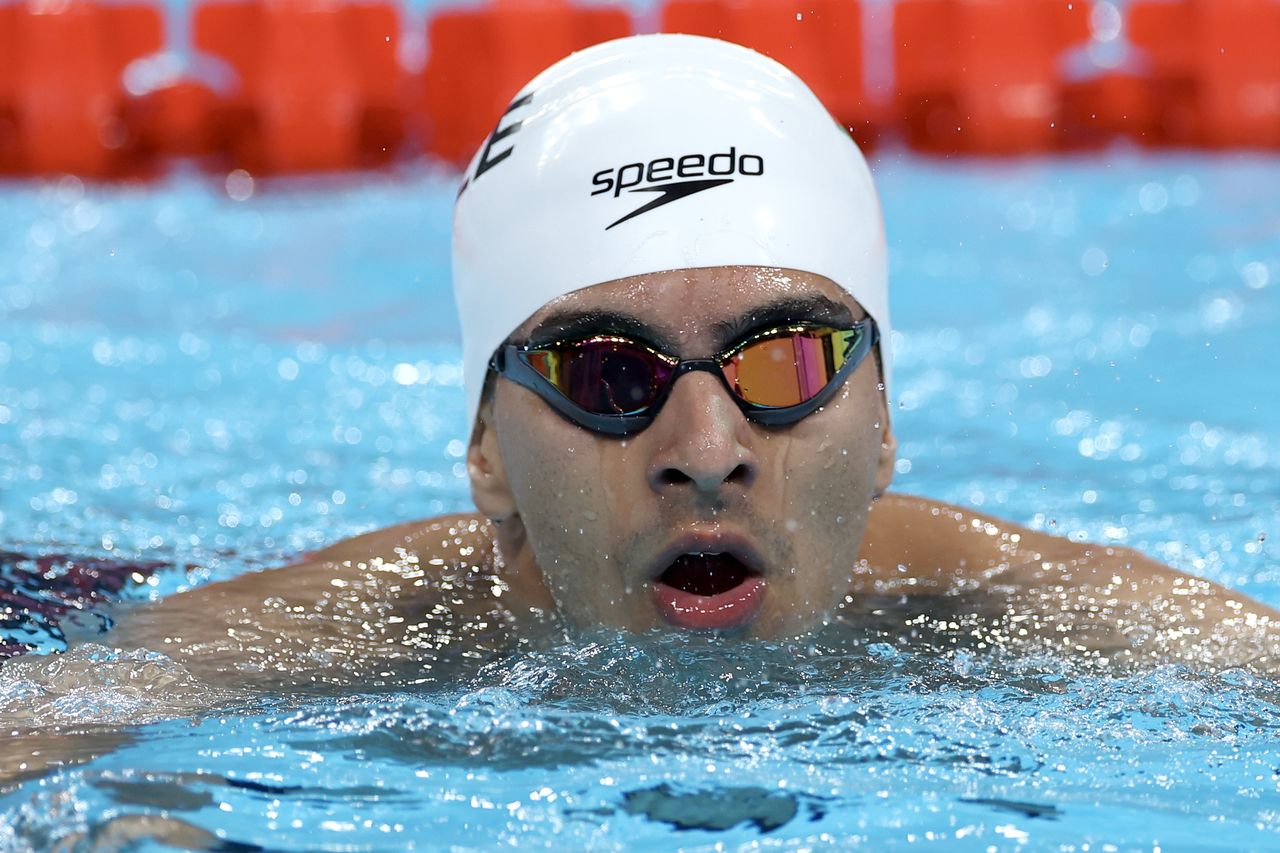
[453,33,889,431]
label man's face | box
[472,266,894,638]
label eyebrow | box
[709,295,857,348]
[524,294,859,352]
[525,310,678,351]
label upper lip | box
[647,528,767,582]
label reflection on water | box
[2,152,1278,848]
[2,617,1279,849]
[2,484,1279,849]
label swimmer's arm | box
[986,516,1280,671]
[1009,534,1280,659]
[864,494,1280,669]
[302,516,453,564]
[1,517,496,788]
[999,521,1280,619]
[107,513,494,688]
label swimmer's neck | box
[490,517,557,613]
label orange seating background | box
[894,0,1090,153]
[1,0,1278,178]
[0,1,163,177]
[194,0,405,172]
[422,0,632,166]
[660,0,874,145]
[1129,0,1280,148]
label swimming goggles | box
[490,319,877,435]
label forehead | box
[514,266,863,340]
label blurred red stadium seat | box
[5,0,1277,179]
[893,0,1090,153]
[0,1,162,176]
[1061,71,1172,148]
[130,80,225,160]
[419,0,633,166]
[1128,0,1280,148]
[194,0,406,172]
[659,0,876,146]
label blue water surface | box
[1,150,1278,850]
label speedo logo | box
[591,147,765,230]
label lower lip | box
[651,576,766,631]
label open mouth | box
[658,553,754,596]
[651,552,766,631]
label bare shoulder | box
[303,513,495,567]
[860,492,1280,670]
[858,492,1046,583]
[865,491,1272,602]
[108,513,516,688]
[121,513,496,620]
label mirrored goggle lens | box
[527,338,674,415]
[724,327,861,408]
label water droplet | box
[1081,246,1109,277]
[225,169,255,201]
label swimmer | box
[94,35,1280,684]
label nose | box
[646,372,758,496]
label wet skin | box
[469,267,895,637]
[99,266,1280,685]
[4,270,1280,790]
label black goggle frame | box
[490,318,878,436]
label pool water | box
[1,151,1278,850]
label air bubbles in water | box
[225,170,255,202]
[1080,246,1109,277]
[1241,261,1270,290]
[1138,181,1169,214]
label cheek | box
[494,390,645,567]
[774,373,884,546]
[498,402,597,533]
